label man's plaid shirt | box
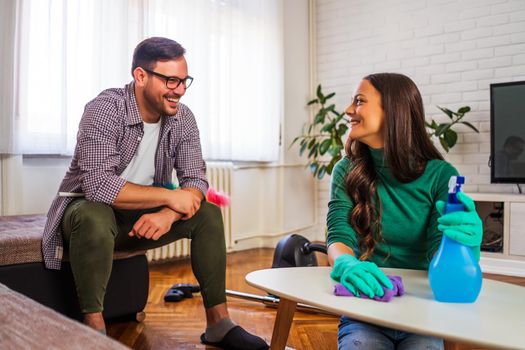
[42,82,208,269]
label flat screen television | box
[490,81,525,184]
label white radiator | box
[146,161,234,262]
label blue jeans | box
[338,317,444,350]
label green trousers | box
[62,199,226,313]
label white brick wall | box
[315,0,525,228]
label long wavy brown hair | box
[345,73,443,260]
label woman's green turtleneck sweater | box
[326,148,458,270]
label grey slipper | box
[200,325,269,350]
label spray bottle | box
[428,175,482,303]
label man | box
[42,37,268,350]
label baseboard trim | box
[480,256,525,277]
[232,227,323,252]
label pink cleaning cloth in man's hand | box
[333,275,404,302]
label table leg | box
[270,298,297,350]
[443,340,461,350]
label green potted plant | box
[291,85,348,179]
[426,106,479,152]
[292,85,480,179]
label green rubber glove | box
[330,254,393,298]
[436,192,482,260]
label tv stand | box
[468,193,525,277]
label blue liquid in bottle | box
[428,176,482,303]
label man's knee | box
[64,200,117,243]
[199,202,223,227]
[192,201,224,238]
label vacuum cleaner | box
[271,233,327,268]
[164,234,334,314]
[225,234,335,315]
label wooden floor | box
[106,248,525,350]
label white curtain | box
[0,0,283,162]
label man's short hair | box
[131,37,186,76]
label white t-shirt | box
[120,120,161,185]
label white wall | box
[0,156,69,215]
[315,0,525,227]
[281,0,319,241]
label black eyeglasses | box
[143,68,194,89]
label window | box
[1,0,283,161]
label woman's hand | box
[331,254,393,298]
[436,192,482,260]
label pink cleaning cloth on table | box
[333,275,404,302]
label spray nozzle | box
[447,176,465,204]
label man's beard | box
[143,89,180,117]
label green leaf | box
[444,129,458,148]
[437,106,454,120]
[460,121,479,133]
[439,136,449,152]
[325,104,336,112]
[314,113,324,124]
[307,98,319,106]
[332,110,343,121]
[290,137,306,150]
[320,121,335,133]
[325,92,335,101]
[334,135,344,146]
[319,139,331,155]
[319,125,330,133]
[457,106,471,114]
[317,165,327,179]
[337,124,349,135]
[435,123,451,136]
[317,109,329,124]
[329,144,343,157]
[316,85,324,102]
[307,138,316,149]
[326,154,342,175]
[309,162,319,175]
[431,120,438,128]
[299,141,308,156]
[308,143,319,158]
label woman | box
[327,73,482,350]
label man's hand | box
[128,208,181,240]
[166,189,202,220]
